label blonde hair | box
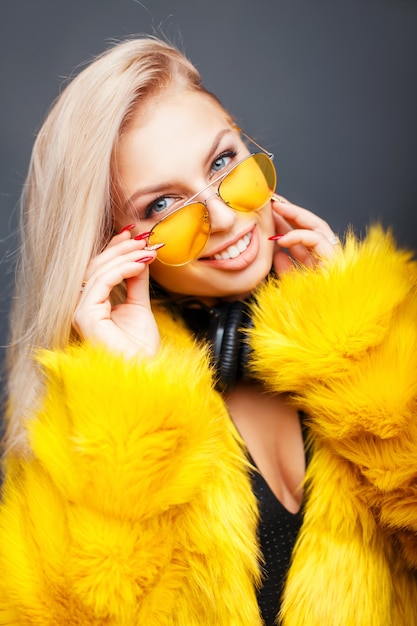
[5,37,213,454]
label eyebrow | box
[122,128,235,211]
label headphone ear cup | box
[217,302,247,390]
[177,298,253,391]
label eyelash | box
[143,148,240,220]
[210,149,239,175]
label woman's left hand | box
[270,195,340,274]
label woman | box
[1,37,417,625]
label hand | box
[270,195,340,274]
[72,227,161,360]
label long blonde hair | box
[5,37,210,454]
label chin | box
[151,256,273,301]
[212,262,273,300]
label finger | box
[125,241,166,306]
[125,259,154,308]
[74,257,151,331]
[79,250,155,304]
[271,211,311,262]
[273,229,340,264]
[84,236,148,281]
[272,195,334,238]
[99,225,136,253]
[109,225,153,249]
[73,252,158,342]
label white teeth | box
[237,238,247,252]
[228,246,240,259]
[213,232,252,260]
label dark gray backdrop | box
[1,0,417,398]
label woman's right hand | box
[72,227,161,361]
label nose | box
[204,192,236,233]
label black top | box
[249,416,309,626]
[250,463,303,625]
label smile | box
[210,232,253,260]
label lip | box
[198,225,259,270]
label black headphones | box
[178,299,253,391]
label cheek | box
[260,203,275,230]
[149,261,191,293]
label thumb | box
[125,263,152,309]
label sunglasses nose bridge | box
[203,191,237,234]
[203,190,220,205]
[186,172,220,208]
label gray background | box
[1,0,417,399]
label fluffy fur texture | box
[249,227,417,625]
[1,228,417,624]
[0,335,262,625]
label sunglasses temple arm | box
[233,125,274,160]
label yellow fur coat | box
[1,229,417,625]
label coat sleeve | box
[248,227,417,567]
[0,333,261,625]
[248,227,417,626]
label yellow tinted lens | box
[219,153,276,212]
[149,203,210,266]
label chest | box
[225,381,305,514]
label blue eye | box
[211,150,237,174]
[145,196,175,219]
[212,156,230,172]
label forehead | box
[116,89,233,167]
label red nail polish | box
[134,231,152,241]
[135,256,154,264]
[268,234,284,241]
[118,224,136,234]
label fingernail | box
[144,242,165,251]
[135,256,154,263]
[268,234,284,241]
[118,224,136,234]
[134,231,152,240]
[273,194,287,203]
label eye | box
[211,150,238,175]
[145,196,176,219]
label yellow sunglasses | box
[146,130,277,266]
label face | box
[114,89,276,301]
